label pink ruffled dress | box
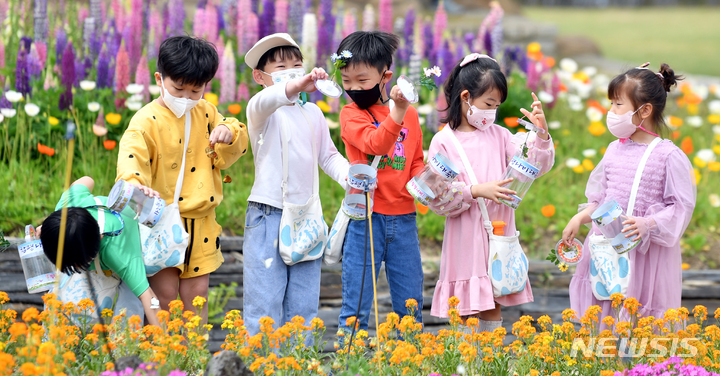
[569,139,696,320]
[427,125,555,318]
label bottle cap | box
[491,221,506,236]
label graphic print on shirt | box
[369,123,408,171]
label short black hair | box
[442,57,508,130]
[256,45,304,71]
[157,36,219,87]
[336,31,399,74]
[40,207,101,275]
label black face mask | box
[346,72,388,110]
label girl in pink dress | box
[427,53,555,332]
[563,63,696,321]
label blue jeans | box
[339,212,424,333]
[242,201,322,337]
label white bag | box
[324,155,381,265]
[56,199,122,314]
[278,106,328,265]
[446,128,529,298]
[140,113,191,276]
[588,137,660,300]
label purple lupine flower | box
[107,20,122,58]
[477,1,502,55]
[20,36,32,53]
[216,3,225,33]
[136,55,151,102]
[193,4,205,38]
[378,0,392,33]
[400,9,415,65]
[317,0,334,67]
[219,41,236,104]
[464,32,474,52]
[28,44,42,78]
[236,0,251,54]
[433,1,447,55]
[33,0,48,42]
[90,0,102,36]
[74,59,86,87]
[440,40,454,87]
[83,16,96,55]
[422,20,433,61]
[259,0,275,38]
[0,91,11,109]
[128,0,143,75]
[167,0,185,37]
[489,6,503,58]
[275,0,288,34]
[78,6,89,29]
[55,29,67,63]
[288,0,305,42]
[246,12,259,55]
[96,44,111,89]
[15,46,30,97]
[251,0,259,14]
[59,42,76,110]
[361,3,374,31]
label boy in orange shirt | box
[336,31,425,333]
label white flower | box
[537,90,554,103]
[600,97,611,109]
[586,107,604,122]
[582,149,597,158]
[79,80,96,91]
[0,114,4,123]
[423,66,441,78]
[24,103,40,117]
[576,82,592,99]
[581,66,597,77]
[341,50,352,59]
[5,90,22,103]
[126,101,143,111]
[567,94,581,106]
[565,158,581,168]
[129,94,144,103]
[418,116,425,126]
[710,194,720,208]
[326,118,339,129]
[694,85,709,100]
[548,120,561,129]
[149,85,162,96]
[713,125,720,135]
[456,364,466,375]
[417,104,434,115]
[569,102,584,112]
[687,116,703,128]
[709,100,720,115]
[1,108,17,118]
[696,149,715,163]
[126,84,144,94]
[330,53,340,62]
[559,58,578,73]
[87,102,101,112]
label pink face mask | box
[466,100,495,131]
[606,104,658,142]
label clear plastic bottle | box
[19,225,55,294]
[498,152,540,210]
[406,153,459,206]
[107,179,165,227]
[342,162,378,220]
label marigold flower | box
[681,136,694,155]
[504,117,519,127]
[105,112,122,125]
[228,103,242,115]
[0,291,9,304]
[416,202,429,215]
[541,204,555,218]
[588,121,606,136]
[48,116,59,125]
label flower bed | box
[2,292,720,375]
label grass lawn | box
[523,6,720,77]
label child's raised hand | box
[470,178,516,204]
[390,85,410,109]
[519,92,549,140]
[292,67,329,94]
[210,125,233,146]
[133,184,161,198]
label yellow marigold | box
[0,291,8,304]
[9,322,28,338]
[693,305,708,323]
[101,308,114,318]
[405,298,418,310]
[310,317,324,330]
[588,121,606,136]
[168,300,184,312]
[610,293,625,308]
[48,116,60,126]
[448,296,460,309]
[623,297,642,316]
[708,161,720,172]
[22,307,39,322]
[105,113,122,125]
[466,317,479,331]
[694,156,707,169]
[572,165,585,174]
[602,316,615,327]
[582,158,595,171]
[204,92,219,106]
[316,100,331,113]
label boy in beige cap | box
[243,33,349,337]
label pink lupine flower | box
[219,41,236,104]
[361,4,374,31]
[342,9,357,38]
[135,55,150,103]
[378,0,392,33]
[237,82,250,102]
[275,0,288,34]
[115,42,130,96]
[433,0,447,54]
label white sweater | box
[246,83,349,208]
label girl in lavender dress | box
[426,53,555,332]
[563,63,696,321]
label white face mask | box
[160,76,200,118]
[261,68,306,87]
[466,100,496,131]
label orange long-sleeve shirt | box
[339,103,425,215]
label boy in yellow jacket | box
[116,36,248,322]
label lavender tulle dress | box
[569,139,696,320]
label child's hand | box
[133,184,161,198]
[470,178,516,204]
[210,125,233,146]
[562,216,581,247]
[390,85,410,110]
[520,92,549,140]
[291,67,329,94]
[622,216,652,242]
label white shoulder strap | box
[627,137,661,216]
[174,114,191,204]
[444,127,494,235]
[93,197,105,275]
[371,155,382,169]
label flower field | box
[3,292,720,375]
[1,0,720,373]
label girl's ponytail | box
[659,63,682,93]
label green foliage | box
[207,282,238,324]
